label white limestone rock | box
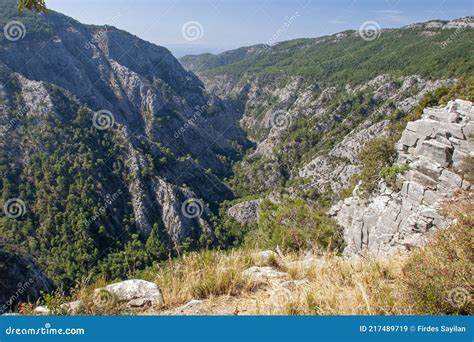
[331,99,473,256]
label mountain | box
[179,45,266,74]
[1,1,473,313]
[0,0,250,294]
[179,17,474,197]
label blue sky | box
[47,0,473,57]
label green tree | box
[17,0,47,12]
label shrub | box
[401,197,473,315]
[381,164,410,190]
[355,136,397,196]
[459,155,474,184]
[250,198,344,253]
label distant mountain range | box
[1,0,473,312]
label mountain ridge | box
[1,1,473,313]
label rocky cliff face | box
[330,99,473,256]
[0,2,249,244]
[0,0,250,293]
[298,75,455,192]
[0,246,53,313]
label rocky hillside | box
[0,243,52,314]
[330,99,473,255]
[180,18,474,198]
[1,2,473,314]
[0,0,249,305]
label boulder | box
[242,267,287,281]
[95,279,163,309]
[414,140,452,167]
[60,300,82,314]
[227,200,262,225]
[33,306,50,315]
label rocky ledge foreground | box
[330,99,473,256]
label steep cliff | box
[330,99,473,255]
[0,245,53,313]
[0,0,249,288]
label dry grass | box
[257,254,408,315]
[146,193,472,315]
[34,194,472,316]
[153,250,256,307]
[401,193,473,315]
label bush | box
[381,164,410,190]
[250,198,344,253]
[459,155,474,184]
[401,198,473,315]
[355,136,397,196]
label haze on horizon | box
[44,0,474,57]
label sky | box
[46,0,474,57]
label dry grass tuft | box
[401,193,473,315]
[154,250,255,307]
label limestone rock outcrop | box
[227,199,262,225]
[96,279,164,309]
[330,99,473,256]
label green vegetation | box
[402,198,473,315]
[353,136,398,195]
[380,164,410,190]
[17,0,47,12]
[248,198,344,253]
[0,83,174,289]
[188,29,474,86]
